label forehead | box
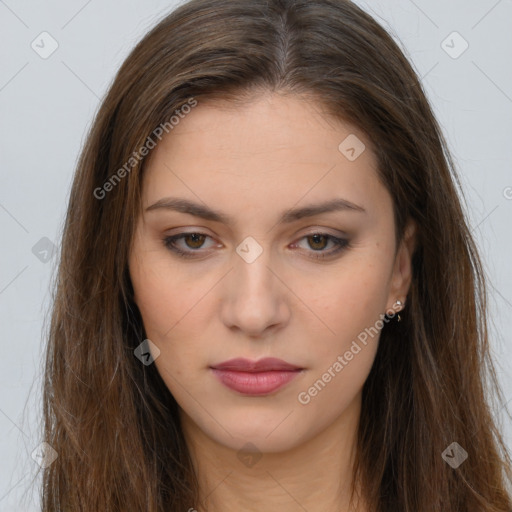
[153,92,371,163]
[141,92,389,223]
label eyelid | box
[161,231,218,258]
[296,226,350,238]
[164,226,348,241]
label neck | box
[180,393,367,512]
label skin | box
[129,91,416,512]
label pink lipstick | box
[210,357,303,395]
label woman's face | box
[129,92,415,453]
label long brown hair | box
[40,0,512,510]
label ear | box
[386,218,417,313]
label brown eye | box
[306,234,329,251]
[182,233,207,249]
[163,231,349,260]
[162,232,216,258]
[293,232,350,260]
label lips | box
[210,357,303,395]
[211,357,301,372]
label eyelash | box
[162,232,350,260]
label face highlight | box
[128,91,415,454]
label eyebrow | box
[145,196,366,224]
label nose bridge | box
[220,235,289,335]
[233,235,278,300]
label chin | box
[194,408,315,454]
[219,428,305,454]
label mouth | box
[210,357,304,396]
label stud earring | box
[395,299,403,322]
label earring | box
[395,299,403,322]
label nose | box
[219,244,291,338]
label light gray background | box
[1,0,511,509]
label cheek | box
[130,250,211,338]
[301,257,391,345]
[293,252,391,404]
[131,265,178,338]
[129,252,219,389]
